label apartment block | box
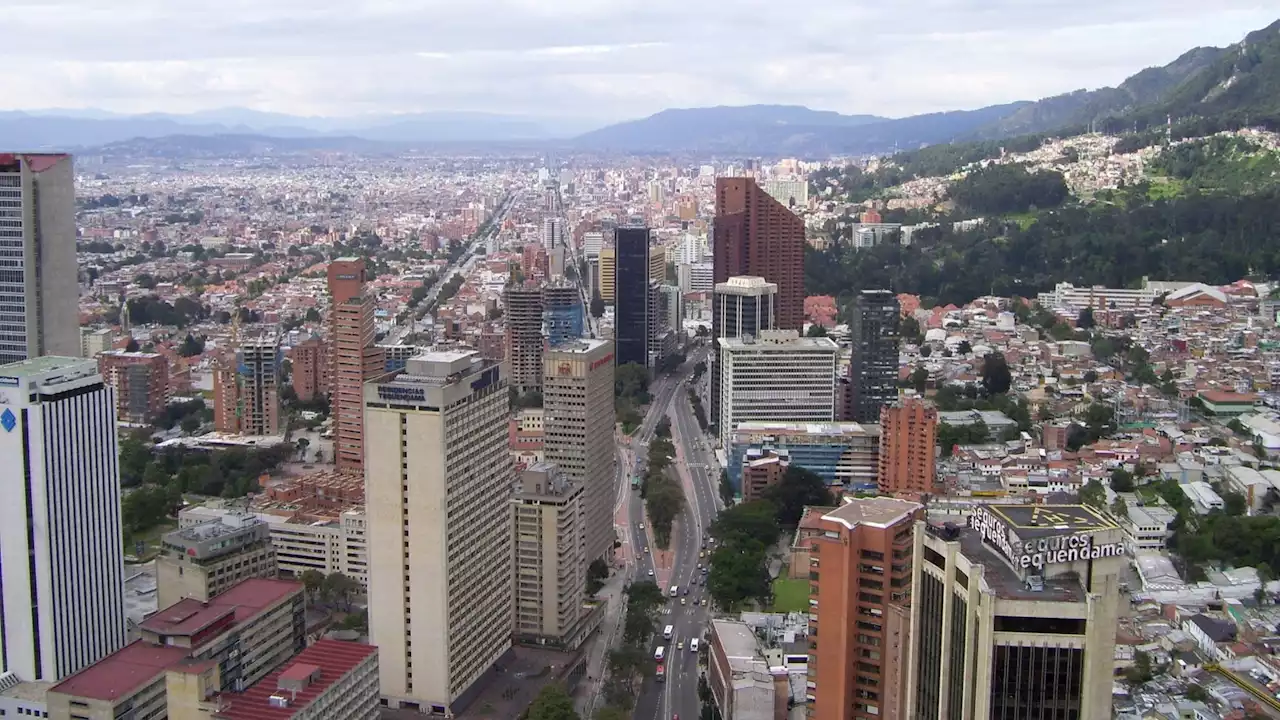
[157,512,277,607]
[0,357,125,682]
[289,336,328,402]
[543,339,616,564]
[741,452,788,503]
[364,351,513,714]
[505,282,545,393]
[806,498,922,720]
[240,330,282,436]
[511,463,591,649]
[718,330,839,448]
[97,349,170,424]
[712,276,778,432]
[905,505,1125,720]
[327,258,386,472]
[81,327,113,358]
[877,399,939,496]
[707,619,789,720]
[598,248,616,304]
[47,579,306,720]
[212,353,241,433]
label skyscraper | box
[597,247,616,305]
[906,506,1124,720]
[543,339,616,564]
[717,330,839,448]
[0,356,125,681]
[239,329,282,436]
[848,290,901,424]
[97,349,170,424]
[511,463,588,648]
[542,217,565,250]
[0,154,79,365]
[328,258,385,472]
[712,177,804,330]
[614,227,650,368]
[807,498,922,720]
[504,282,545,393]
[878,399,939,496]
[711,276,778,431]
[542,281,585,347]
[364,351,512,714]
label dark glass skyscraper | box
[614,227,650,368]
[848,289,900,423]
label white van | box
[663,625,674,641]
[689,638,699,653]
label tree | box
[587,558,609,595]
[615,363,650,405]
[719,470,735,506]
[805,324,828,337]
[1076,307,1095,330]
[1223,489,1248,517]
[525,684,580,720]
[1082,370,1098,384]
[322,572,358,610]
[300,569,325,603]
[765,466,834,530]
[981,352,1012,395]
[1079,479,1106,509]
[1110,496,1128,519]
[125,338,140,352]
[1083,403,1117,442]
[1109,467,1135,492]
[910,366,929,394]
[957,340,972,356]
[1185,683,1208,703]
[1125,650,1154,686]
[180,415,201,434]
[900,315,922,343]
[589,291,605,319]
[655,417,671,439]
[178,333,205,357]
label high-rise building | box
[542,281,585,348]
[878,399,939,496]
[717,330,838,448]
[0,356,125,681]
[713,177,804,331]
[677,261,714,295]
[615,227,650,368]
[511,463,588,648]
[213,351,241,433]
[711,276,778,430]
[583,231,604,259]
[328,258,385,472]
[290,336,328,402]
[905,506,1125,720]
[240,329,282,436]
[543,339,616,564]
[0,154,79,365]
[97,349,170,424]
[364,351,512,714]
[807,498,922,720]
[156,512,276,608]
[848,290,900,424]
[80,327,113,358]
[542,217,565,250]
[598,248,616,305]
[505,282,545,393]
[648,244,667,285]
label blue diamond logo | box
[1,409,14,433]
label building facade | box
[542,281,585,348]
[0,154,79,365]
[711,276,778,432]
[97,350,170,424]
[505,282,545,393]
[0,356,126,682]
[364,351,513,714]
[156,513,277,607]
[717,330,839,449]
[807,498,921,720]
[848,290,900,424]
[542,339,616,564]
[289,336,327,402]
[239,330,282,436]
[877,399,939,496]
[905,505,1125,720]
[511,463,589,648]
[328,258,386,471]
[728,422,880,494]
[598,248,616,305]
[614,227,650,368]
[713,177,805,331]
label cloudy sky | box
[0,0,1274,125]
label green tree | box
[1080,479,1106,509]
[125,338,140,352]
[764,466,834,530]
[525,684,580,720]
[1076,307,1095,329]
[1185,683,1208,703]
[590,291,605,319]
[1125,650,1153,685]
[178,333,205,357]
[655,417,672,439]
[910,366,929,394]
[300,569,325,603]
[805,324,828,337]
[719,470,736,506]
[142,463,170,487]
[1110,496,1128,519]
[981,352,1012,395]
[180,415,201,434]
[587,558,609,595]
[900,315,922,343]
[1083,403,1117,442]
[1109,467,1135,492]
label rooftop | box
[732,421,878,438]
[986,504,1115,538]
[823,497,921,530]
[0,355,95,380]
[955,528,1087,603]
[711,619,765,668]
[213,640,376,720]
[50,641,189,702]
[140,578,300,637]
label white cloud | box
[0,0,1273,123]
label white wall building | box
[0,356,126,682]
[718,330,839,448]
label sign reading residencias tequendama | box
[968,506,1125,570]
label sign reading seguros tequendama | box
[968,506,1125,570]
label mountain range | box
[7,18,1280,156]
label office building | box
[677,261,714,295]
[848,290,900,424]
[81,327,113,358]
[905,505,1125,720]
[240,329,283,436]
[713,177,805,331]
[97,349,170,424]
[739,451,789,503]
[328,258,386,471]
[511,463,590,648]
[543,339,616,564]
[47,579,306,719]
[378,343,423,373]
[289,336,328,402]
[728,421,880,494]
[0,154,79,365]
[364,351,513,714]
[878,399,939,496]
[505,282,545,393]
[711,276,778,431]
[807,498,922,720]
[649,244,667,285]
[717,330,838,449]
[204,639,380,720]
[156,512,277,608]
[707,619,789,720]
[0,356,125,682]
[597,248,616,305]
[543,281,585,347]
[542,216,565,250]
[583,231,604,259]
[615,227,651,368]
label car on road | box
[639,523,645,530]
[680,598,686,606]
[644,546,649,554]
[698,550,705,558]
[648,569,654,576]
[690,638,699,652]
[683,587,689,595]
[677,640,684,650]
[701,598,708,606]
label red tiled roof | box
[50,641,188,702]
[214,640,376,720]
[140,578,301,635]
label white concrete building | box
[0,356,126,682]
[717,330,839,448]
[364,351,513,715]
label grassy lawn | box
[1006,211,1039,230]
[770,577,811,613]
[1145,177,1183,201]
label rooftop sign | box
[968,505,1124,570]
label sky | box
[0,0,1275,126]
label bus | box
[663,625,674,640]
[654,646,666,662]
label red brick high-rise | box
[97,350,170,424]
[713,177,805,330]
[289,336,328,402]
[877,399,939,496]
[327,258,385,472]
